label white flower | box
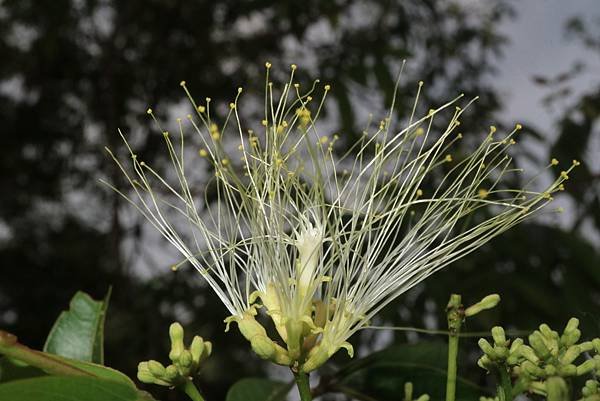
[103,65,577,372]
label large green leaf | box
[0,376,155,401]
[44,290,110,364]
[226,378,291,401]
[335,342,484,401]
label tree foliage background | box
[0,1,598,400]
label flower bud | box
[478,338,495,356]
[522,360,545,378]
[190,336,205,365]
[178,350,193,373]
[147,360,166,377]
[529,332,551,360]
[137,362,170,386]
[592,338,600,353]
[169,322,185,362]
[519,345,540,363]
[404,381,413,401]
[577,359,596,376]
[491,326,507,346]
[415,395,430,401]
[546,376,568,401]
[560,345,581,365]
[557,364,576,377]
[164,364,179,381]
[464,294,500,317]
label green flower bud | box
[404,381,413,401]
[544,365,557,376]
[520,344,540,363]
[529,332,551,360]
[522,360,545,378]
[164,364,179,381]
[492,326,507,346]
[546,376,568,401]
[178,350,193,373]
[539,324,558,340]
[147,360,166,377]
[561,329,581,347]
[478,338,495,357]
[577,359,596,376]
[169,322,185,362]
[560,345,581,365]
[464,294,500,317]
[564,317,579,334]
[137,362,170,386]
[557,364,577,377]
[592,338,600,353]
[478,355,492,370]
[190,336,205,365]
[415,395,430,401]
[584,379,598,393]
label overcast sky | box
[496,0,600,134]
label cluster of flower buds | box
[579,379,600,401]
[478,318,600,400]
[137,322,212,387]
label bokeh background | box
[1,1,599,400]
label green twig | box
[445,294,463,401]
[0,330,94,377]
[294,371,313,401]
[181,380,206,401]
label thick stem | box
[294,371,313,401]
[445,294,463,401]
[181,380,206,401]
[497,366,513,401]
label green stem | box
[445,294,463,401]
[497,367,513,401]
[181,380,206,401]
[294,371,313,401]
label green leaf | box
[0,357,45,383]
[335,342,484,401]
[44,290,110,364]
[0,376,155,401]
[226,378,291,401]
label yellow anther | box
[291,64,297,70]
[307,96,312,101]
[418,81,424,86]
[229,102,236,109]
[294,83,300,88]
[416,189,423,197]
[179,81,186,87]
[516,123,523,130]
[572,159,580,166]
[237,87,243,93]
[551,158,559,166]
[261,120,268,126]
[238,144,244,151]
[171,265,178,272]
[509,139,516,145]
[560,171,569,179]
[415,128,425,136]
[324,84,331,91]
[445,154,453,162]
[186,114,192,119]
[457,133,463,139]
[319,136,329,144]
[490,126,497,134]
[558,184,565,191]
[478,189,489,199]
[265,61,272,68]
[146,108,153,114]
[221,159,229,166]
[198,149,208,157]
